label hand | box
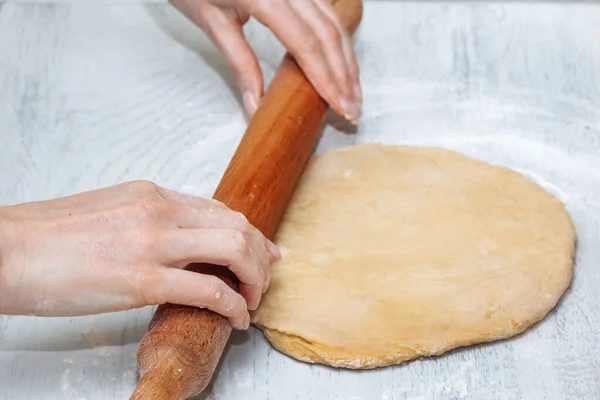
[171,0,362,123]
[0,181,280,330]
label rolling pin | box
[131,1,363,398]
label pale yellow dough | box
[251,143,575,369]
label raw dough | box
[251,143,576,369]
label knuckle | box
[339,70,351,88]
[232,67,255,87]
[131,180,160,195]
[303,36,322,54]
[244,0,269,14]
[232,212,251,232]
[325,24,342,46]
[206,198,226,209]
[203,277,229,306]
[230,230,251,261]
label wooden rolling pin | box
[131,1,363,398]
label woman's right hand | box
[0,181,280,330]
[170,0,362,123]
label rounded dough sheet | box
[251,143,575,369]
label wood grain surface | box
[1,1,600,399]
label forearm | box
[0,206,10,313]
[0,205,21,315]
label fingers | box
[205,13,263,117]
[152,186,280,308]
[156,190,280,262]
[149,267,251,329]
[314,0,362,102]
[156,228,274,310]
[287,0,355,117]
[251,0,361,123]
[171,1,263,117]
[182,208,280,264]
[118,182,280,327]
[170,0,362,122]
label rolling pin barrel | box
[131,1,363,398]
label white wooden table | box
[1,0,599,399]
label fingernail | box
[249,298,259,311]
[243,313,250,330]
[243,91,258,117]
[263,274,271,293]
[266,240,281,261]
[353,84,363,103]
[340,96,359,125]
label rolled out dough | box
[251,143,575,369]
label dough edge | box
[253,280,572,369]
